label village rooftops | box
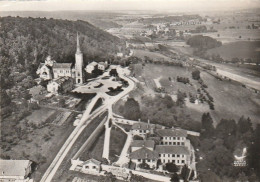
[53,63,72,69]
[131,140,155,149]
[156,128,187,138]
[132,123,164,131]
[0,160,32,178]
[129,147,159,160]
[155,145,190,155]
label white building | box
[131,123,165,137]
[85,61,98,74]
[97,62,108,71]
[47,77,74,93]
[79,159,101,174]
[0,160,32,181]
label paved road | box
[40,71,135,182]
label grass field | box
[109,126,127,163]
[200,71,260,124]
[207,41,260,61]
[25,107,56,125]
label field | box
[130,63,260,124]
[207,41,260,61]
[109,126,127,163]
[200,71,260,123]
[25,108,56,125]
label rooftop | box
[156,129,187,138]
[53,63,72,69]
[0,160,32,177]
[132,123,164,131]
[82,159,101,166]
[129,147,159,160]
[155,145,189,155]
[131,140,155,149]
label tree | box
[180,165,190,181]
[201,113,215,138]
[247,124,260,179]
[170,173,179,182]
[216,119,237,138]
[176,90,186,107]
[165,162,178,173]
[130,173,146,182]
[58,98,66,107]
[192,70,200,80]
[237,116,253,134]
[123,98,141,120]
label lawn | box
[109,125,127,163]
[200,71,260,124]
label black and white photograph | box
[0,0,260,181]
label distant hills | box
[0,16,126,66]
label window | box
[173,160,175,163]
[92,166,96,169]
[85,166,89,169]
[165,142,168,145]
[168,154,170,157]
[173,137,176,140]
[173,142,176,145]
[159,154,161,157]
[177,155,180,157]
[172,154,175,157]
[60,70,63,73]
[177,160,179,163]
[169,142,172,145]
[163,154,165,157]
[182,160,185,164]
[163,159,165,163]
[177,142,180,145]
[138,159,141,162]
[177,137,180,140]
[147,159,150,162]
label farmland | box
[207,41,260,62]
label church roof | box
[53,63,72,69]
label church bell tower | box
[75,32,84,84]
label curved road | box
[40,72,135,182]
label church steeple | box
[76,32,81,54]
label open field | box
[52,112,107,182]
[208,41,260,61]
[133,49,171,61]
[25,108,56,125]
[200,71,260,124]
[130,63,260,124]
[109,126,127,163]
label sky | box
[0,0,260,12]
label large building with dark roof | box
[129,123,194,169]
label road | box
[40,71,135,182]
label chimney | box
[148,119,150,125]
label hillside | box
[0,16,125,68]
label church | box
[37,32,85,84]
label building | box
[85,61,98,73]
[80,159,101,174]
[36,56,54,80]
[131,122,165,137]
[0,160,32,181]
[37,33,85,84]
[47,77,74,93]
[131,140,155,152]
[129,147,159,169]
[156,129,187,146]
[97,62,108,71]
[155,145,190,165]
